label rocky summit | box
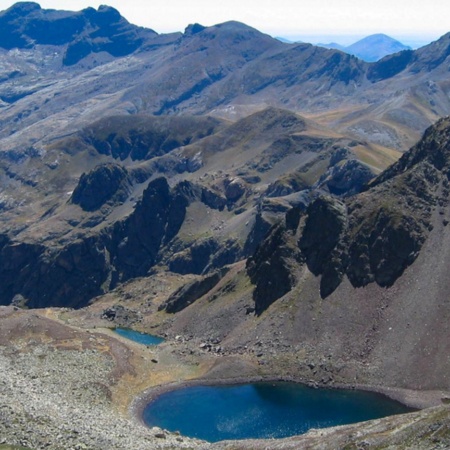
[0,2,450,449]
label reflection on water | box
[143,382,414,442]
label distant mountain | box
[319,33,411,62]
[0,5,448,156]
[346,34,412,62]
[0,2,157,65]
[318,42,346,51]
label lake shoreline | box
[131,371,450,429]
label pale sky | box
[0,0,448,47]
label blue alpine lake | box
[113,328,164,345]
[143,381,414,442]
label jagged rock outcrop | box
[30,237,110,308]
[299,196,348,297]
[108,177,189,284]
[247,222,303,315]
[0,235,109,308]
[101,304,141,325]
[265,172,309,198]
[243,212,275,257]
[168,238,241,275]
[0,176,233,307]
[172,180,227,211]
[224,177,247,202]
[367,50,415,82]
[70,163,131,211]
[299,139,440,296]
[0,235,44,306]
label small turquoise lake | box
[143,381,413,442]
[113,328,164,345]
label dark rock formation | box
[172,180,226,211]
[247,223,303,315]
[108,177,188,284]
[70,163,131,211]
[31,237,110,308]
[0,168,243,309]
[184,23,206,36]
[265,173,308,198]
[0,234,109,308]
[299,196,348,297]
[346,204,425,287]
[168,238,220,275]
[367,50,415,82]
[243,212,278,257]
[299,196,347,272]
[101,304,140,325]
[224,177,247,202]
[168,237,243,276]
[0,235,44,306]
[318,159,374,196]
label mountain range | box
[1,2,450,449]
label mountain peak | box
[318,33,411,62]
[346,33,411,61]
[96,4,122,19]
[2,2,41,16]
